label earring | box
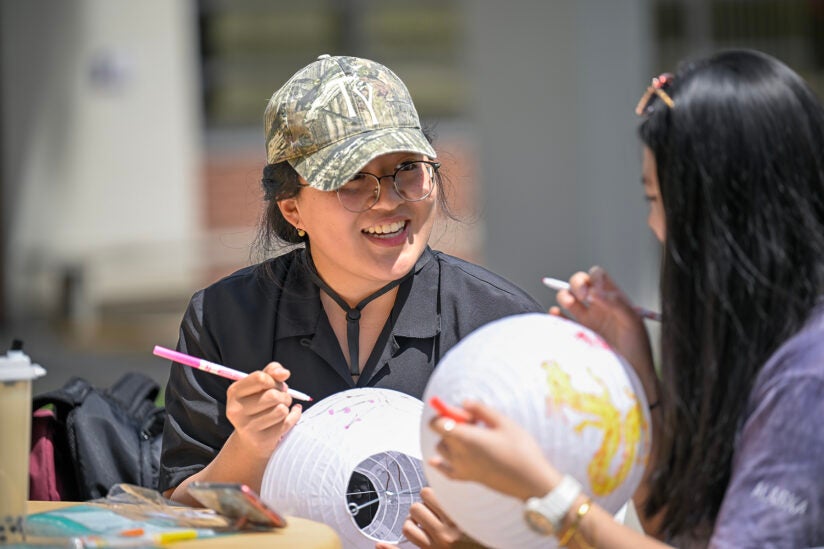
[297,229,306,237]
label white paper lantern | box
[260,388,425,548]
[421,313,652,549]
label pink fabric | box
[29,408,62,501]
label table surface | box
[27,500,343,549]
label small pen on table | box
[153,529,199,544]
[153,345,313,402]
[542,276,662,322]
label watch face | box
[524,508,555,536]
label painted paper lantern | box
[261,388,425,548]
[421,313,651,549]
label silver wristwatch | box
[523,474,583,535]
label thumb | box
[589,265,625,298]
[589,266,634,309]
[461,400,506,428]
[263,361,292,382]
[589,265,614,292]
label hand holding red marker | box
[429,396,472,424]
[152,345,312,402]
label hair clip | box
[635,73,675,115]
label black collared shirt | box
[159,246,543,492]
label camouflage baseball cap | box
[264,54,436,192]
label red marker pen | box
[429,396,472,423]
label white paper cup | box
[0,346,46,544]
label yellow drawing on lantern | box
[542,360,649,496]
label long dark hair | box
[639,49,824,538]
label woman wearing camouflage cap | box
[158,55,543,508]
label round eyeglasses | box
[336,160,440,213]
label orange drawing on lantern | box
[542,360,649,496]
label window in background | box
[652,0,824,94]
[195,0,479,280]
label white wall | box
[465,0,660,313]
[1,0,202,319]
[2,0,662,323]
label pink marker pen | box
[152,345,312,402]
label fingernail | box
[589,265,605,286]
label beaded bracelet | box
[558,498,592,547]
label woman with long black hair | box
[419,49,824,548]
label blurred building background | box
[2,0,824,393]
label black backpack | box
[31,372,165,501]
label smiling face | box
[642,146,666,243]
[278,152,438,300]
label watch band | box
[524,474,583,534]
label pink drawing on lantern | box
[575,331,609,349]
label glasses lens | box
[338,174,379,212]
[394,161,436,201]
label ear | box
[278,197,301,228]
